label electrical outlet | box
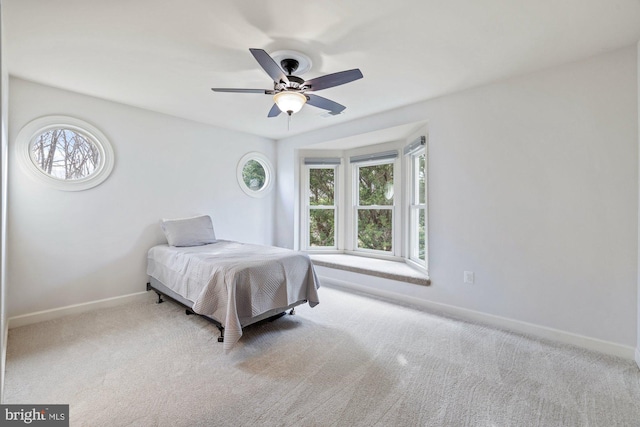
[464,271,474,284]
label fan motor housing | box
[275,75,305,91]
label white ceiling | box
[5,0,640,141]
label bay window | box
[301,134,428,274]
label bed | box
[146,215,320,350]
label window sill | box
[309,254,430,286]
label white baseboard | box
[320,276,636,360]
[635,348,640,370]
[8,291,149,329]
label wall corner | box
[636,39,640,370]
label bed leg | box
[154,291,164,304]
[184,308,224,343]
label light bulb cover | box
[274,91,307,114]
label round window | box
[242,159,266,191]
[16,116,114,191]
[237,152,274,197]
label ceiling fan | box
[211,48,363,117]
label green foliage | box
[358,163,393,206]
[416,154,426,260]
[418,208,426,260]
[242,160,266,190]
[309,168,334,205]
[309,168,336,246]
[418,154,425,204]
[309,209,335,247]
[358,209,392,251]
[357,163,394,251]
[307,162,402,252]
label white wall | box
[278,46,639,349]
[0,2,8,402]
[7,78,276,318]
[637,40,640,368]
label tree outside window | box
[409,151,427,264]
[300,140,427,272]
[308,167,336,247]
[242,159,267,191]
[356,161,394,252]
[31,128,100,180]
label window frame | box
[236,152,274,198]
[352,157,398,256]
[299,134,428,276]
[406,146,428,270]
[16,115,115,191]
[302,163,339,251]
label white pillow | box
[161,215,217,247]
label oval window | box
[30,128,101,180]
[16,116,114,191]
[242,159,266,191]
[237,152,274,197]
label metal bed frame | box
[147,278,305,343]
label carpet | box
[4,286,640,426]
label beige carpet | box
[4,286,640,426]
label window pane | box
[418,208,426,261]
[357,209,392,251]
[242,159,266,191]
[31,128,100,180]
[358,163,393,206]
[418,153,425,204]
[309,168,334,206]
[309,209,335,247]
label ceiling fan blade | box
[306,94,346,114]
[267,103,282,118]
[211,88,274,94]
[249,48,290,85]
[304,69,363,92]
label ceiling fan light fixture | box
[212,48,362,119]
[274,91,307,115]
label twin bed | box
[146,215,320,350]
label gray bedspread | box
[147,241,320,350]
